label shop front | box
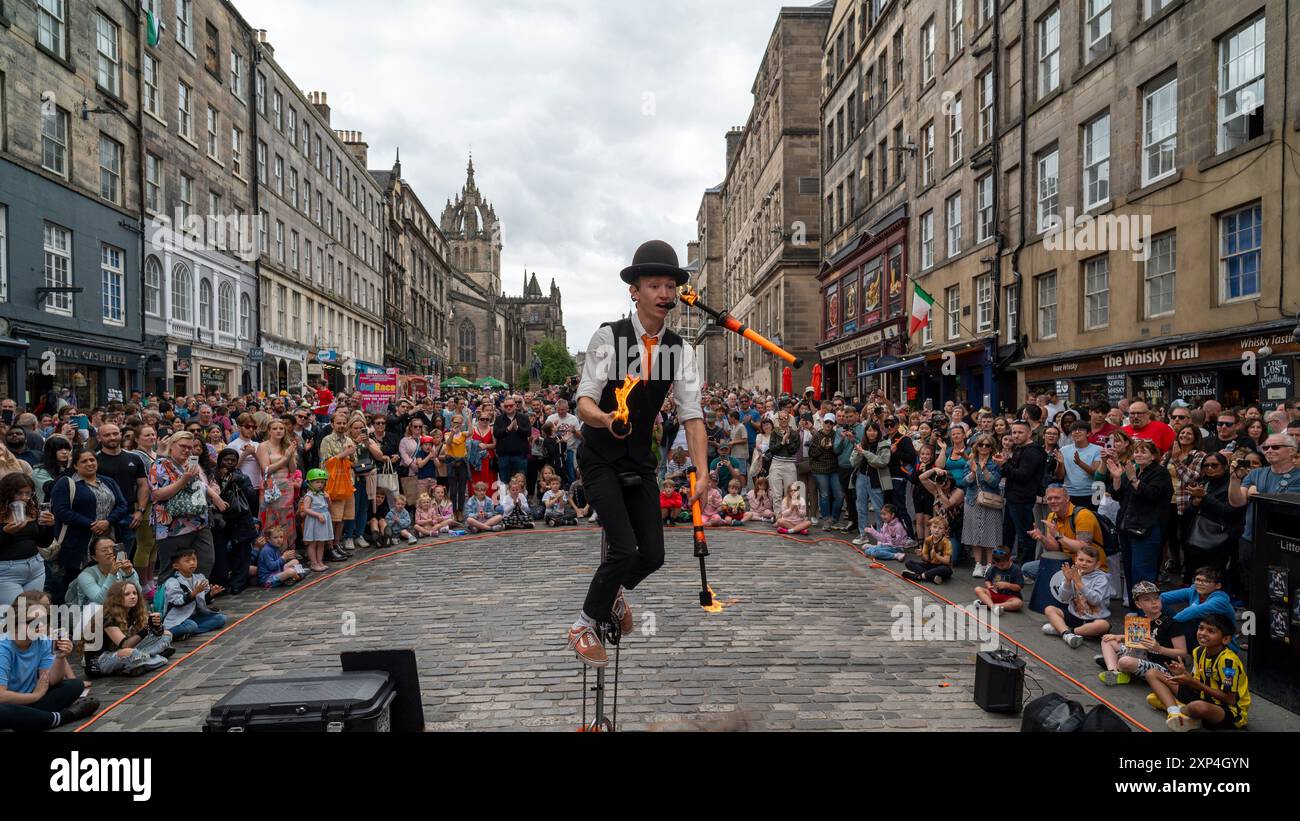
[914,340,998,411]
[816,209,909,403]
[263,340,309,395]
[1020,325,1300,411]
[18,334,142,410]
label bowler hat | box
[620,240,690,286]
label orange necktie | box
[642,334,657,382]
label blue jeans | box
[1121,522,1163,595]
[863,545,904,561]
[813,472,843,521]
[343,478,365,541]
[563,448,577,486]
[0,556,46,607]
[171,612,228,641]
[1003,502,1038,566]
[498,455,528,489]
[855,475,885,533]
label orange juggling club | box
[678,286,803,369]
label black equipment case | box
[974,649,1026,713]
[204,671,397,733]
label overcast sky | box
[243,0,817,353]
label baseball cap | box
[1131,580,1160,598]
[822,413,836,423]
[1169,400,1190,410]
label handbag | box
[977,490,1005,510]
[400,475,423,502]
[38,478,74,562]
[261,472,282,506]
[1185,512,1232,551]
[166,471,209,518]
[376,460,400,496]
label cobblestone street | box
[70,525,1214,733]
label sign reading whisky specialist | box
[1174,372,1219,405]
[1024,332,1300,384]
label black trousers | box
[580,452,664,624]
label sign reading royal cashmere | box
[358,373,398,414]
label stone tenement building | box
[0,0,146,406]
[252,27,386,392]
[813,0,1299,412]
[713,2,831,392]
[441,157,565,385]
[140,0,261,398]
[373,152,452,380]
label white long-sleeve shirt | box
[575,312,703,424]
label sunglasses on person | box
[1262,444,1293,451]
[1216,421,1236,427]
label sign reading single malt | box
[1174,372,1219,404]
[1102,343,1199,370]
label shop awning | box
[858,356,925,379]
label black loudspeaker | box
[340,649,425,733]
[974,649,1026,713]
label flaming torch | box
[687,467,712,608]
[678,285,804,369]
[610,375,639,438]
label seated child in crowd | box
[414,493,439,538]
[973,547,1025,614]
[87,579,172,678]
[746,476,775,524]
[161,547,228,641]
[1149,612,1250,732]
[542,476,578,527]
[700,480,726,528]
[0,591,98,732]
[660,480,684,526]
[1161,567,1237,652]
[902,517,953,585]
[258,526,309,588]
[465,482,504,533]
[500,474,534,530]
[429,485,457,535]
[387,494,416,544]
[1098,580,1188,687]
[721,479,748,527]
[370,486,393,547]
[859,504,910,561]
[1042,545,1110,649]
[775,481,811,536]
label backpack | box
[152,583,169,618]
[1070,506,1119,562]
[1021,693,1086,733]
[1078,704,1132,733]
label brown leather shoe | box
[612,591,634,635]
[567,625,608,668]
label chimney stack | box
[338,130,369,168]
[725,127,746,171]
[308,91,330,126]
[255,30,274,58]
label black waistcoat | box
[580,318,682,471]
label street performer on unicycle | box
[565,240,709,667]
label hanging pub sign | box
[1259,357,1295,411]
[1174,372,1219,405]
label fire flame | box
[612,374,639,427]
[678,285,699,307]
[701,585,739,614]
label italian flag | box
[909,282,935,336]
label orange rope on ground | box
[729,527,1152,732]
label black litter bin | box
[204,671,397,733]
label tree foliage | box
[533,337,577,386]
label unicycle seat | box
[617,472,643,488]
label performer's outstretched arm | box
[684,418,709,507]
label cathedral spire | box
[393,147,401,177]
[466,151,476,190]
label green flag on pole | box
[145,9,161,48]
[909,282,935,336]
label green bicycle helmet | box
[306,468,329,483]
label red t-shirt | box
[1086,423,1116,447]
[1123,420,1175,453]
[660,491,683,511]
[314,387,334,416]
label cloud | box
[243,0,804,351]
